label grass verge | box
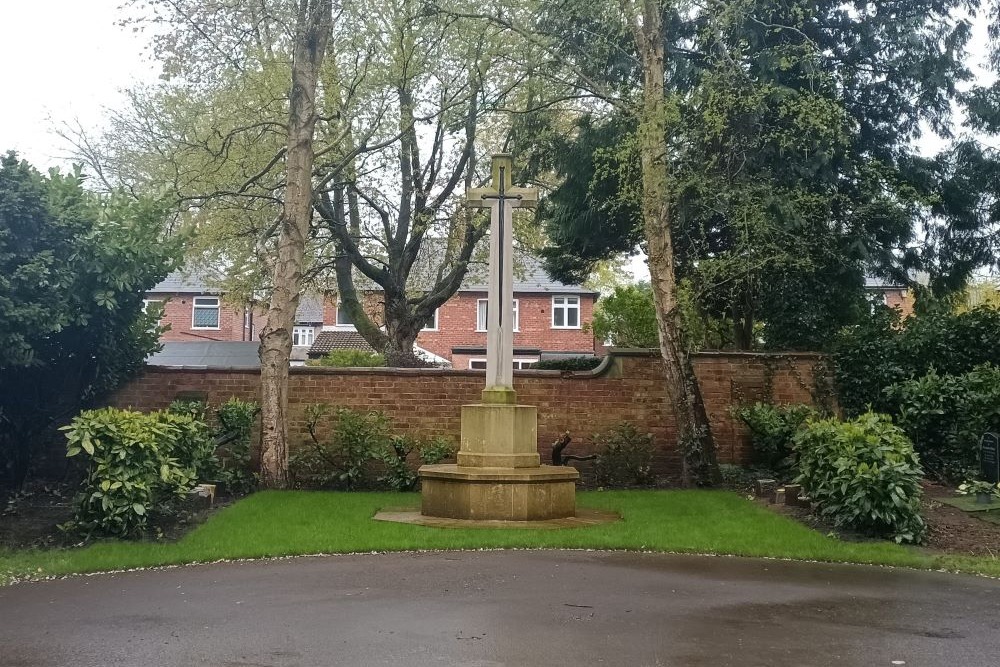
[2,489,996,585]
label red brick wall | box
[109,350,827,478]
[417,292,597,363]
[884,289,915,319]
[151,294,252,342]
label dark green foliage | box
[535,115,642,285]
[214,398,259,494]
[593,422,655,488]
[293,405,456,490]
[166,400,216,480]
[309,349,386,367]
[0,153,182,489]
[297,405,391,490]
[832,306,1000,417]
[887,366,1000,483]
[374,435,419,492]
[418,436,456,466]
[62,408,204,539]
[166,398,259,493]
[530,0,979,350]
[735,403,820,473]
[531,357,603,371]
[793,413,925,544]
[590,283,659,348]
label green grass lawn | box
[2,489,998,585]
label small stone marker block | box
[755,479,778,498]
[772,488,786,505]
[783,484,802,505]
[186,483,216,509]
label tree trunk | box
[627,0,719,486]
[258,0,333,489]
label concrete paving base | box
[373,507,620,529]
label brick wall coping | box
[141,348,826,380]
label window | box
[142,299,162,332]
[476,299,519,332]
[292,326,315,347]
[422,308,439,331]
[192,296,220,329]
[142,299,162,319]
[336,307,354,327]
[468,357,538,371]
[552,295,581,329]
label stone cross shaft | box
[467,154,538,392]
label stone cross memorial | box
[466,154,537,396]
[417,154,579,522]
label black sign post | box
[980,433,1000,484]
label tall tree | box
[529,0,975,350]
[77,0,527,366]
[258,0,333,489]
[622,0,718,484]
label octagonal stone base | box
[418,464,580,521]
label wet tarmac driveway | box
[1,550,999,666]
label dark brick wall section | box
[109,350,826,477]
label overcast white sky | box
[0,2,994,282]
[0,2,158,169]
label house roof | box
[459,254,596,295]
[864,276,906,290]
[148,268,325,324]
[147,341,260,368]
[307,330,376,357]
[147,268,225,294]
[296,293,324,324]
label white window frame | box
[335,306,356,329]
[292,326,315,347]
[191,296,221,330]
[476,299,519,332]
[142,299,162,333]
[469,356,537,371]
[551,295,581,329]
[422,308,439,332]
[142,299,162,317]
[512,357,539,369]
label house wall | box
[416,291,597,364]
[109,350,827,478]
[884,289,915,319]
[151,293,252,342]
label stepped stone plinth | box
[417,155,578,523]
[419,391,578,521]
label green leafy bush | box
[832,306,1000,417]
[793,412,925,544]
[735,402,820,472]
[214,398,259,494]
[298,405,392,489]
[374,435,420,492]
[589,283,659,348]
[62,408,204,539]
[531,357,603,371]
[166,400,216,480]
[418,436,456,465]
[593,422,655,488]
[292,405,456,490]
[309,349,386,367]
[886,365,1000,482]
